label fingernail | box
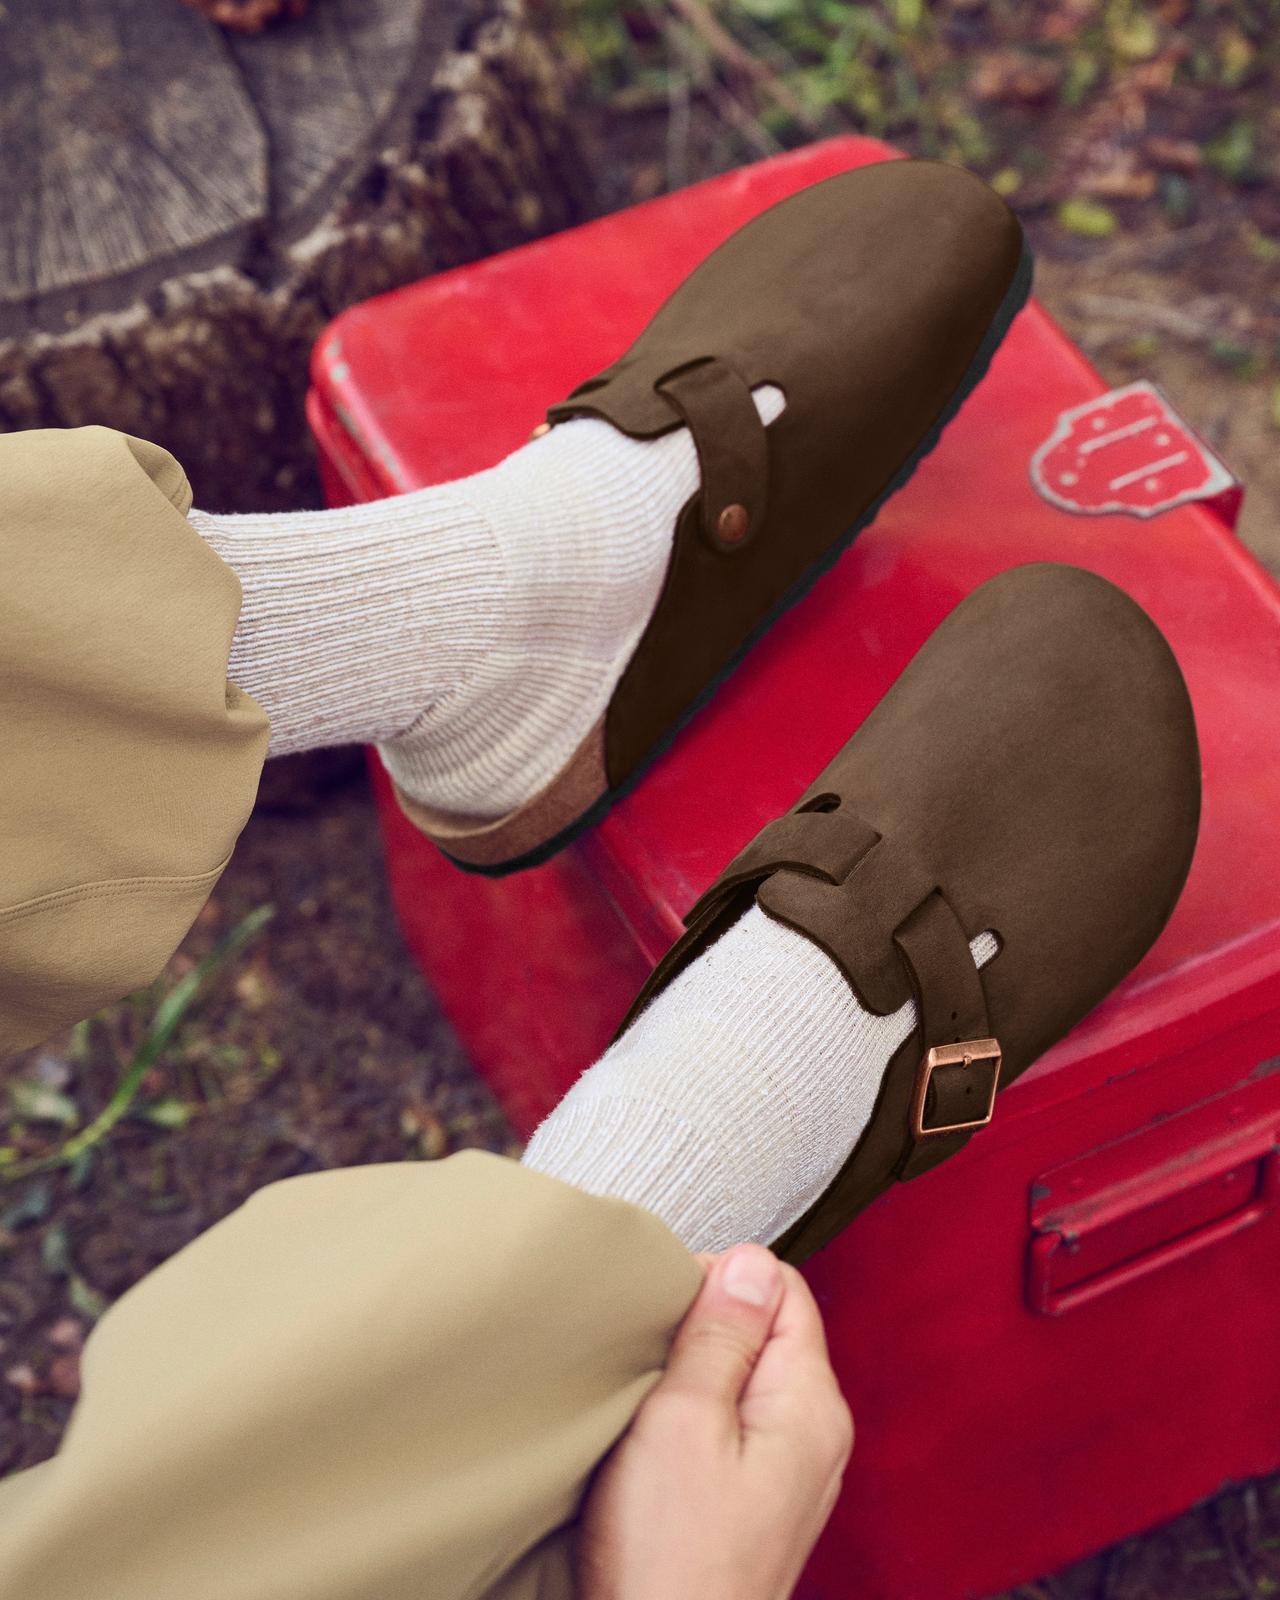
[722,1247,779,1307]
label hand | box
[574,1242,853,1600]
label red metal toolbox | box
[307,137,1280,1600]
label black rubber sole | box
[445,238,1036,878]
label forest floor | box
[2,2,1278,1595]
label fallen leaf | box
[30,1052,72,1090]
[1108,11,1160,60]
[1160,173,1194,223]
[234,965,273,1012]
[1205,120,1255,183]
[68,1148,96,1191]
[1081,166,1157,199]
[1117,332,1161,363]
[1217,25,1255,87]
[8,1079,78,1128]
[1209,340,1262,378]
[67,1274,109,1322]
[0,1182,52,1233]
[46,1353,81,1401]
[971,49,1062,105]
[1057,198,1119,237]
[1144,136,1201,174]
[401,1104,449,1160]
[1039,0,1099,43]
[4,1363,40,1396]
[1060,52,1100,104]
[1242,225,1280,263]
[47,1317,84,1351]
[139,1098,195,1130]
[42,1223,72,1277]
[194,897,223,929]
[1271,383,1280,431]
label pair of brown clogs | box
[391,160,1201,1264]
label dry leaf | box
[47,1354,81,1401]
[47,1317,84,1351]
[1144,136,1202,174]
[1081,165,1158,199]
[400,1104,449,1160]
[972,50,1063,105]
[180,0,308,32]
[1039,0,1099,42]
[4,1363,40,1396]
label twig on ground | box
[663,23,694,191]
[0,905,274,1182]
[1215,1494,1263,1600]
[1242,1482,1262,1555]
[708,80,784,158]
[1069,292,1268,344]
[1096,1544,1124,1600]
[1067,218,1228,272]
[665,0,823,135]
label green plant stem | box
[1,904,273,1182]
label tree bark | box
[0,0,592,510]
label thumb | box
[659,1243,784,1410]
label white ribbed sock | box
[522,907,999,1253]
[190,384,786,818]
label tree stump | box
[0,0,592,511]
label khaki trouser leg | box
[0,428,703,1599]
[0,1151,702,1600]
[1,427,270,1058]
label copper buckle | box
[910,1038,1002,1140]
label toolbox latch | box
[1028,1082,1280,1317]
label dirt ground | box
[0,761,521,1476]
[2,2,1279,1596]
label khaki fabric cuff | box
[0,1149,702,1600]
[0,426,270,1057]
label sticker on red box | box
[1030,380,1236,518]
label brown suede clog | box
[394,158,1032,876]
[611,563,1202,1265]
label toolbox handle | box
[1028,1140,1279,1318]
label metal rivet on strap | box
[717,503,750,545]
[529,421,552,440]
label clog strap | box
[653,357,770,552]
[617,803,999,1174]
[683,806,881,921]
[892,890,999,1179]
[544,352,770,552]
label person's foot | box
[523,902,997,1251]
[195,160,1030,874]
[190,385,784,814]
[523,565,1200,1262]
[393,158,1030,873]
[374,386,787,818]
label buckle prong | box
[910,1038,1002,1140]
